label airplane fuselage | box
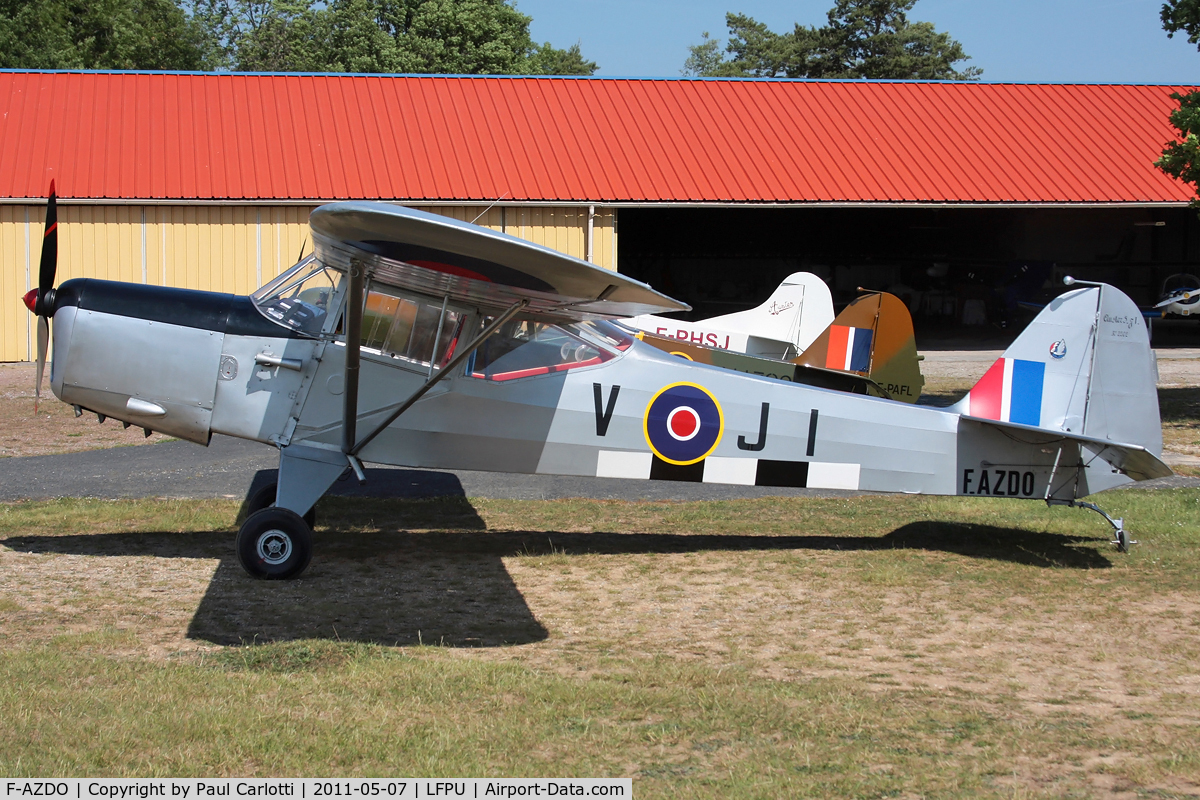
[28,200,1166,579]
[50,278,1128,505]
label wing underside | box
[310,202,688,320]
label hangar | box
[1,70,1197,362]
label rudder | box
[794,291,924,402]
[951,283,1161,456]
[703,272,834,353]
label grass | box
[1,491,1199,795]
[1160,386,1200,456]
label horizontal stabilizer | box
[960,415,1172,483]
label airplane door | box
[288,286,466,450]
[210,333,321,444]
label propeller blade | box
[1154,291,1192,308]
[35,315,48,415]
[38,179,58,298]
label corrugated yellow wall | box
[0,203,615,361]
[0,206,34,362]
[148,206,318,294]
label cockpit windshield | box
[251,255,344,337]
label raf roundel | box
[644,383,724,465]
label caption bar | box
[3,782,630,800]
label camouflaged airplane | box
[24,192,1172,580]
[633,288,926,404]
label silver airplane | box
[24,195,1171,580]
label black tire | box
[236,507,313,580]
[246,481,316,528]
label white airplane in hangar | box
[624,272,834,361]
[22,185,1170,579]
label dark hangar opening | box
[616,206,1200,345]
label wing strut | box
[342,259,366,455]
[348,299,529,457]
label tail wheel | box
[237,507,313,580]
[246,481,316,528]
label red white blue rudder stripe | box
[825,325,873,372]
[968,358,1045,426]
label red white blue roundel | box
[643,383,724,465]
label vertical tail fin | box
[951,284,1161,455]
[795,291,925,402]
[702,272,834,354]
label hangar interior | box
[618,206,1200,344]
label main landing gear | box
[235,443,348,579]
[237,481,318,580]
[236,507,313,580]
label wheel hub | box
[257,529,293,565]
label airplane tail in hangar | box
[950,281,1169,493]
[636,289,924,402]
[625,272,834,359]
[700,272,834,355]
[793,290,925,402]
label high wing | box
[309,202,688,320]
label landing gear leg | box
[246,481,317,528]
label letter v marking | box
[593,383,620,436]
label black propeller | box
[21,180,58,413]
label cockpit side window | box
[467,320,617,381]
[358,282,464,369]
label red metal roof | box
[0,72,1193,204]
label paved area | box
[0,434,868,503]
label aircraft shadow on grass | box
[2,469,1113,648]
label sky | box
[516,0,1199,83]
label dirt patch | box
[3,507,1199,795]
[0,363,172,458]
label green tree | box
[193,0,598,74]
[1162,0,1200,45]
[683,0,980,80]
[526,41,597,76]
[0,0,213,70]
[190,0,341,71]
[1157,2,1200,205]
[682,31,728,77]
[319,0,405,72]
